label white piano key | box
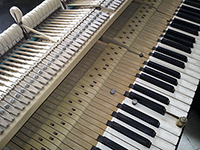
[111,118,176,150]
[102,131,138,150]
[157,43,200,66]
[136,78,193,105]
[148,56,200,80]
[128,88,188,117]
[173,15,200,31]
[151,50,199,77]
[133,82,190,112]
[144,65,197,91]
[118,109,179,145]
[122,98,182,136]
[141,71,195,98]
[182,3,200,15]
[179,71,199,85]
[105,127,160,150]
[96,142,113,150]
[167,25,200,48]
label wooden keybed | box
[1,0,199,149]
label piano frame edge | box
[0,0,132,148]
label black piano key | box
[184,0,200,9]
[160,38,191,54]
[129,84,170,105]
[150,52,185,69]
[163,33,193,48]
[144,61,181,79]
[154,46,187,62]
[172,18,200,31]
[91,146,101,150]
[112,112,156,137]
[106,121,152,148]
[180,5,200,18]
[136,73,175,93]
[97,135,128,150]
[124,91,166,115]
[170,18,199,35]
[177,11,200,24]
[117,103,160,128]
[140,67,178,86]
[164,29,194,48]
[166,28,195,43]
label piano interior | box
[0,0,200,149]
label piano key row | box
[26,42,186,150]
[96,0,200,149]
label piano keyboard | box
[1,0,200,149]
[96,0,200,150]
